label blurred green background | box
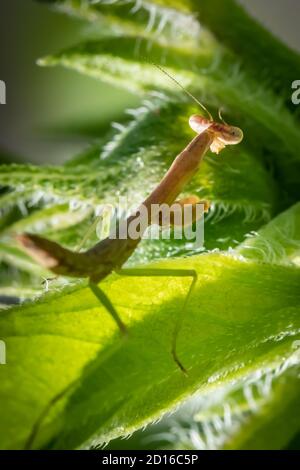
[0,0,299,164]
[0,0,139,164]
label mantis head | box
[189,115,244,154]
[150,62,243,154]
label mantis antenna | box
[218,107,228,125]
[152,62,213,122]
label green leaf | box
[0,242,50,278]
[143,355,300,450]
[222,363,300,450]
[38,36,213,94]
[2,204,92,244]
[238,202,300,266]
[38,0,200,44]
[0,251,299,449]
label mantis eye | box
[217,126,243,145]
[227,126,244,144]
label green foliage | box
[0,0,299,450]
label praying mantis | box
[17,68,243,374]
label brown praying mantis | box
[17,68,243,374]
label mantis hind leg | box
[117,268,198,374]
[42,215,104,289]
